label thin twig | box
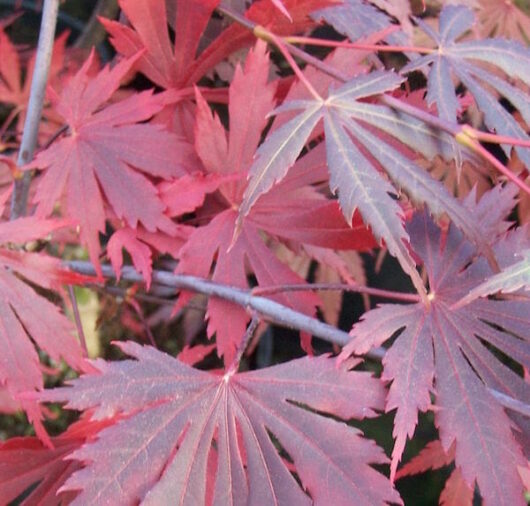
[65,260,356,348]
[227,314,260,375]
[252,282,420,303]
[10,0,59,219]
[67,285,88,358]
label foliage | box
[0,0,528,505]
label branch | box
[65,260,529,416]
[10,0,59,219]
[65,260,356,348]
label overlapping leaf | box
[396,440,474,506]
[101,0,334,93]
[0,28,70,138]
[0,417,113,506]
[402,5,530,167]
[0,218,87,442]
[25,51,195,271]
[38,341,400,505]
[239,69,486,297]
[477,0,530,44]
[340,195,529,504]
[176,42,372,363]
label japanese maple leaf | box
[0,416,114,506]
[177,42,372,363]
[25,50,195,272]
[0,217,88,443]
[340,199,529,504]
[312,0,412,47]
[238,67,487,299]
[100,0,336,90]
[477,0,530,44]
[38,341,400,505]
[107,223,192,289]
[0,28,69,138]
[396,440,474,506]
[402,5,530,168]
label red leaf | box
[396,440,455,479]
[108,228,152,288]
[396,440,474,506]
[100,0,220,89]
[38,341,400,505]
[440,468,474,506]
[0,417,114,506]
[0,220,87,441]
[26,50,194,272]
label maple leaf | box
[402,5,530,168]
[0,218,87,443]
[100,0,220,90]
[38,340,400,505]
[477,0,530,44]
[340,197,529,504]
[101,0,336,91]
[25,50,195,272]
[396,440,474,506]
[0,416,114,506]
[107,223,191,289]
[0,28,69,138]
[176,42,372,363]
[239,68,486,298]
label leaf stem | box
[10,0,59,219]
[255,26,322,101]
[64,260,357,348]
[284,35,435,55]
[252,282,420,303]
[68,285,89,358]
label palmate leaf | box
[239,69,486,297]
[340,205,529,505]
[38,341,400,505]
[402,5,530,167]
[25,51,195,272]
[177,42,371,364]
[455,248,530,308]
[396,440,474,506]
[0,218,87,443]
[0,417,113,506]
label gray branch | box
[66,260,354,348]
[10,0,59,219]
[65,260,529,417]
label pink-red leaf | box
[38,341,400,505]
[26,51,194,272]
[0,417,114,506]
[341,203,529,504]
